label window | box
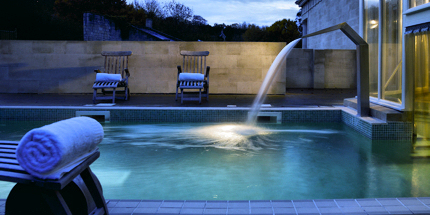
[364,0,380,98]
[364,0,403,108]
[381,0,402,103]
[405,24,430,138]
[410,0,430,8]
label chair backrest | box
[101,51,132,77]
[180,51,210,75]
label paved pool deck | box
[0,89,356,108]
[2,89,430,215]
[2,198,430,215]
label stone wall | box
[286,49,357,89]
[300,0,360,50]
[83,13,158,41]
[0,40,357,94]
[0,40,287,94]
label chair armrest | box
[125,69,130,77]
[94,69,102,73]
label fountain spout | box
[302,22,370,117]
[246,38,302,125]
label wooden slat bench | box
[0,140,109,215]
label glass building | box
[298,0,430,139]
[364,0,430,138]
[365,0,430,139]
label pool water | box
[1,121,429,200]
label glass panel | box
[413,31,430,138]
[364,0,380,98]
[409,0,430,8]
[381,0,402,103]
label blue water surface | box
[1,121,428,200]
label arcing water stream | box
[246,38,302,125]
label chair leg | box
[199,89,202,104]
[175,87,178,101]
[181,88,184,104]
[93,89,97,104]
[80,168,109,215]
[112,88,116,103]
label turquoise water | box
[1,121,429,200]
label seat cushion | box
[179,73,204,81]
[95,73,122,82]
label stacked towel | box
[95,73,122,82]
[179,73,204,81]
[16,117,104,179]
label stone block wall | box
[83,13,157,41]
[0,40,286,94]
[314,49,357,88]
[0,40,357,94]
[286,49,314,88]
[286,48,357,89]
[301,0,360,49]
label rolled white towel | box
[95,73,122,82]
[179,73,204,81]
[16,117,104,179]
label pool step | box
[411,140,430,158]
[414,142,430,148]
[344,98,411,122]
[411,148,430,158]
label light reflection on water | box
[102,123,338,151]
[1,121,429,200]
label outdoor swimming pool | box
[0,121,429,200]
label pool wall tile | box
[271,200,294,208]
[341,109,413,140]
[206,201,228,209]
[228,201,249,208]
[227,208,249,215]
[133,207,159,214]
[184,201,206,208]
[138,200,163,208]
[115,200,141,208]
[0,107,413,140]
[314,200,337,208]
[180,208,205,214]
[318,207,343,214]
[204,208,227,214]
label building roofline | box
[134,26,182,41]
[295,0,309,7]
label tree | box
[266,19,301,42]
[242,24,266,41]
[163,0,193,23]
[134,0,164,18]
[54,0,128,23]
[126,3,148,27]
[295,9,303,36]
[0,0,83,40]
[192,15,207,25]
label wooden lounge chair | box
[93,51,132,104]
[176,51,210,104]
[0,140,109,215]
